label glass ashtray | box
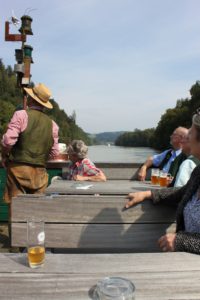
[94,276,135,299]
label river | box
[88,145,158,163]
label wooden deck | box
[0,252,200,299]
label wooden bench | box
[95,162,141,180]
[11,194,176,252]
[48,162,142,180]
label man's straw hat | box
[24,83,53,109]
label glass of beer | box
[159,171,168,187]
[27,220,45,268]
[151,168,160,185]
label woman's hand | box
[158,233,176,252]
[73,174,86,181]
[124,191,152,209]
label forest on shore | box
[1,59,200,151]
[115,81,200,150]
[0,59,91,146]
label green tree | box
[0,60,91,147]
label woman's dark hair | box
[192,114,200,142]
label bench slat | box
[100,168,139,180]
[11,196,176,223]
[12,223,175,251]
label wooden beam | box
[5,21,26,42]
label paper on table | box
[71,182,93,190]
[76,184,93,190]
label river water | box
[88,145,158,163]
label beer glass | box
[151,168,160,185]
[159,171,168,187]
[96,277,135,299]
[27,220,45,268]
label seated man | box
[173,130,200,187]
[138,127,188,185]
[65,140,106,181]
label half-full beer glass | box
[27,220,45,268]
[151,168,160,185]
[159,171,168,187]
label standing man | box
[138,127,188,184]
[1,83,59,204]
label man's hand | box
[158,233,176,252]
[138,165,147,181]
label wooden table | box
[46,179,160,195]
[0,252,200,299]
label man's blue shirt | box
[152,149,182,173]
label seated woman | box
[65,140,106,181]
[125,111,200,254]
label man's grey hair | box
[67,140,88,159]
[193,114,200,128]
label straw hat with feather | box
[24,83,53,109]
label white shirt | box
[174,155,197,187]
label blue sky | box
[1,0,200,133]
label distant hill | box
[88,131,126,144]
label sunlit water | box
[88,145,158,163]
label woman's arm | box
[151,185,187,206]
[73,171,106,182]
[125,185,187,209]
[175,231,200,254]
[75,159,107,182]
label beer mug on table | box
[159,171,169,187]
[27,220,45,268]
[151,168,160,185]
